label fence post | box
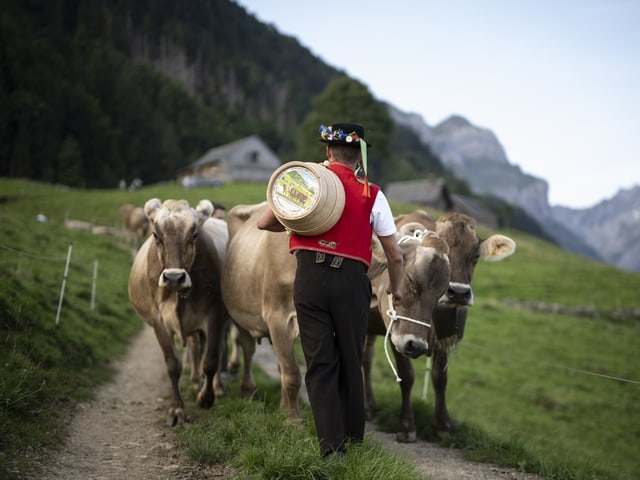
[90,259,98,310]
[55,244,73,325]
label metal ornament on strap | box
[383,293,432,383]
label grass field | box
[1,178,638,479]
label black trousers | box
[294,250,371,455]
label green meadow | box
[1,178,638,479]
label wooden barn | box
[385,175,497,228]
[179,135,281,186]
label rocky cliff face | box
[388,105,640,272]
[552,187,640,271]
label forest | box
[0,0,446,189]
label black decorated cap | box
[319,123,372,148]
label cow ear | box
[144,198,162,222]
[420,230,449,256]
[195,199,214,223]
[398,221,427,237]
[479,234,516,262]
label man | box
[257,123,404,457]
[211,202,226,219]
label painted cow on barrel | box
[363,210,516,441]
[128,198,227,426]
[220,202,451,421]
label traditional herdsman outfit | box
[291,123,396,457]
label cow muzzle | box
[439,282,473,306]
[158,268,192,296]
[391,333,429,359]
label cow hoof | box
[435,421,455,436]
[396,431,417,443]
[284,416,303,425]
[167,408,185,427]
[240,385,258,398]
[197,390,215,409]
[227,362,240,375]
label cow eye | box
[191,231,198,242]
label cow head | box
[434,213,515,307]
[370,225,450,358]
[395,211,516,309]
[145,198,213,297]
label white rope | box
[422,356,432,401]
[398,228,430,246]
[384,294,431,383]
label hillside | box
[0,0,342,186]
[1,0,444,190]
[1,178,639,479]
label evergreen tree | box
[298,77,392,182]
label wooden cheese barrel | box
[267,161,345,236]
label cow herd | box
[125,198,515,439]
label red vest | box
[289,162,379,266]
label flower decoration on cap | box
[319,125,362,144]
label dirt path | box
[32,326,231,480]
[32,326,541,480]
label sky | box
[236,0,640,209]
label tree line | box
[0,0,445,189]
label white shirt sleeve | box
[370,190,397,237]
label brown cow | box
[128,198,227,426]
[120,203,151,241]
[363,210,516,441]
[221,202,451,421]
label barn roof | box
[188,135,280,170]
[385,177,446,205]
[181,135,282,183]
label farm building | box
[385,175,454,212]
[385,175,497,227]
[179,135,281,186]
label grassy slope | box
[1,178,638,479]
[369,226,640,479]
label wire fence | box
[1,242,102,326]
[3,241,640,389]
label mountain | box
[552,187,640,272]
[389,105,640,272]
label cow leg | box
[234,324,257,397]
[432,347,453,433]
[188,332,224,398]
[184,333,202,391]
[197,309,225,409]
[152,324,184,427]
[393,348,417,443]
[362,334,377,421]
[269,322,301,420]
[227,323,241,375]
